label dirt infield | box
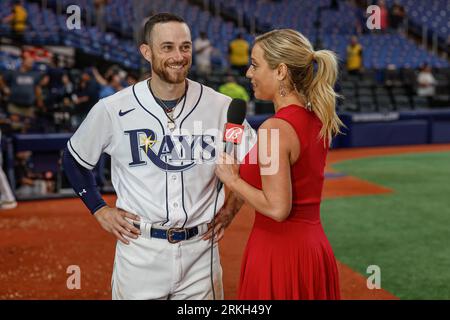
[2,144,449,299]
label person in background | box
[353,0,369,34]
[101,73,123,98]
[125,72,138,86]
[94,0,109,33]
[389,1,406,32]
[92,66,124,99]
[218,74,250,102]
[229,33,250,76]
[194,31,213,77]
[0,55,44,133]
[53,73,74,132]
[417,63,437,99]
[378,0,389,32]
[2,0,27,43]
[346,36,363,77]
[71,68,99,128]
[47,55,66,103]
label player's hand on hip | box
[93,206,141,245]
[203,219,225,243]
[202,207,235,243]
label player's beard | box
[151,57,191,84]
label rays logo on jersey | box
[125,129,216,172]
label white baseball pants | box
[111,222,223,300]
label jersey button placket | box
[167,172,183,225]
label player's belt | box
[150,226,199,244]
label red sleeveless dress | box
[238,104,340,300]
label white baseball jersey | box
[68,78,256,228]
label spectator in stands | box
[378,0,389,32]
[92,66,123,99]
[100,73,123,99]
[229,33,250,76]
[346,36,363,77]
[1,0,27,43]
[218,75,250,102]
[53,74,74,132]
[194,31,213,76]
[417,63,437,98]
[46,55,67,106]
[94,0,109,33]
[211,47,225,69]
[35,74,66,133]
[39,73,53,106]
[71,68,99,128]
[389,1,406,32]
[355,5,367,35]
[61,74,74,100]
[0,55,44,131]
[125,73,138,86]
[37,74,51,113]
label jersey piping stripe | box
[178,144,188,228]
[68,140,96,169]
[180,83,203,129]
[179,83,203,227]
[132,84,170,226]
[132,84,166,134]
[162,172,170,226]
[180,172,188,228]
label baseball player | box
[62,13,256,300]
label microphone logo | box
[226,127,243,140]
[224,123,244,144]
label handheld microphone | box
[211,98,247,300]
[217,98,247,192]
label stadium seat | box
[342,88,357,100]
[394,95,413,110]
[377,95,396,111]
[358,88,373,97]
[413,96,430,109]
[358,96,377,112]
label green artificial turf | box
[321,151,450,299]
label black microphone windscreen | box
[227,98,247,125]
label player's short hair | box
[142,13,187,46]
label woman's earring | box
[279,82,287,97]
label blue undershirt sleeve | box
[62,146,107,214]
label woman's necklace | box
[148,79,188,131]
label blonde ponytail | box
[305,50,344,147]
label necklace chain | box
[148,79,187,130]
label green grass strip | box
[321,151,450,299]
